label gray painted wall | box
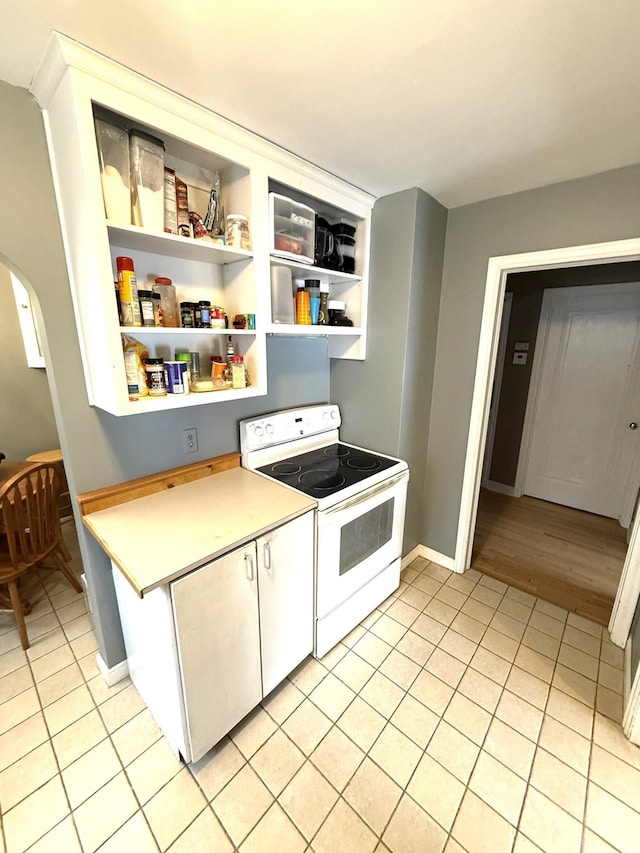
[424,164,640,557]
[0,264,60,460]
[0,81,330,668]
[331,188,447,552]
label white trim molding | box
[484,481,518,497]
[623,637,640,745]
[403,544,456,573]
[453,238,640,650]
[97,653,130,687]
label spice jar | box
[152,292,162,326]
[225,214,251,250]
[180,301,195,328]
[197,300,211,328]
[143,357,167,396]
[231,355,246,389]
[138,290,155,327]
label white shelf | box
[122,384,266,415]
[269,255,362,286]
[108,224,253,265]
[120,326,256,336]
[266,324,363,336]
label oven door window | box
[339,498,394,576]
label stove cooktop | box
[257,442,398,499]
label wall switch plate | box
[512,352,527,365]
[183,428,199,453]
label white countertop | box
[83,467,316,596]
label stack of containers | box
[94,110,166,233]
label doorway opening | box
[473,266,640,625]
[454,237,640,649]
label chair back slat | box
[0,463,62,570]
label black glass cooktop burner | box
[258,443,397,498]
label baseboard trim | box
[485,480,517,497]
[625,636,632,706]
[97,653,130,687]
[402,544,455,572]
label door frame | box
[482,291,513,491]
[514,281,640,525]
[453,237,640,648]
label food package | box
[163,167,178,234]
[122,335,149,400]
[175,176,192,238]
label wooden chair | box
[0,462,82,649]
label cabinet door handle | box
[263,542,272,570]
[245,551,255,581]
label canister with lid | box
[225,214,251,250]
[143,357,167,396]
[231,355,246,389]
[138,290,155,327]
[152,277,179,327]
[130,130,165,232]
[180,301,195,328]
[197,300,211,328]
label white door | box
[258,512,314,696]
[524,282,640,522]
[171,543,262,762]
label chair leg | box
[50,548,82,593]
[7,580,29,650]
[56,521,73,562]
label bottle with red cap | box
[116,256,141,326]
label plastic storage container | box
[130,130,165,232]
[152,277,179,327]
[94,112,131,225]
[270,266,295,324]
[269,192,315,264]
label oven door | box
[316,470,408,619]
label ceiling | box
[1,1,639,208]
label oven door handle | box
[323,471,409,516]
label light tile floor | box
[1,523,640,852]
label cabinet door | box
[258,512,315,696]
[171,543,261,762]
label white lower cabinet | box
[113,510,314,763]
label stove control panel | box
[240,405,341,452]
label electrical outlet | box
[183,428,199,454]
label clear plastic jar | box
[231,355,246,389]
[225,214,251,250]
[152,277,179,327]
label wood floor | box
[472,489,628,626]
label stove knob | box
[255,425,264,438]
[265,423,274,435]
[330,409,337,420]
[323,410,330,420]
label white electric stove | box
[240,404,409,656]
